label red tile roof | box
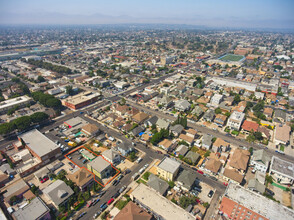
[241,120,259,132]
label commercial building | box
[63,91,101,110]
[0,95,32,114]
[0,178,30,204]
[12,197,51,220]
[87,156,113,179]
[131,183,195,220]
[81,149,96,161]
[269,156,294,185]
[227,111,245,131]
[205,76,256,91]
[157,157,180,181]
[219,183,294,220]
[18,129,61,163]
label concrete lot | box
[197,182,214,203]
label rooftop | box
[88,156,112,173]
[12,197,49,220]
[270,156,294,179]
[19,129,60,158]
[131,184,195,220]
[224,183,294,220]
[157,157,180,174]
[0,95,32,110]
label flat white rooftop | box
[225,183,294,220]
[131,183,195,220]
[0,95,32,110]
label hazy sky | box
[0,0,293,29]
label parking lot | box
[196,181,215,203]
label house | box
[147,174,169,195]
[174,145,189,157]
[102,149,121,164]
[212,138,230,153]
[204,158,222,175]
[132,112,149,124]
[157,157,181,181]
[174,100,191,112]
[131,126,145,136]
[0,178,30,204]
[214,114,227,127]
[250,149,271,173]
[223,168,243,184]
[158,139,173,151]
[117,142,134,156]
[81,124,99,136]
[263,107,273,118]
[241,120,259,134]
[254,92,265,100]
[269,156,294,185]
[66,168,94,191]
[12,197,51,220]
[42,180,74,208]
[158,96,173,108]
[156,118,170,130]
[179,134,194,146]
[274,124,291,146]
[248,179,265,194]
[202,109,215,122]
[185,129,197,138]
[114,201,152,220]
[209,94,223,107]
[170,124,184,137]
[257,126,271,140]
[87,156,113,179]
[192,106,204,118]
[176,170,198,191]
[274,109,287,123]
[112,104,129,116]
[184,151,200,165]
[0,171,9,186]
[144,116,158,127]
[227,111,245,130]
[202,134,213,150]
[229,149,250,173]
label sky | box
[0,0,293,29]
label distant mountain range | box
[0,11,293,31]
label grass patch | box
[142,172,151,181]
[115,200,129,210]
[136,179,147,185]
[280,145,285,152]
[231,130,239,136]
[171,110,177,114]
[219,54,244,62]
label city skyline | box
[0,0,293,29]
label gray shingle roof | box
[147,174,169,195]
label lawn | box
[231,130,239,136]
[280,145,285,152]
[219,54,244,62]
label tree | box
[0,122,15,134]
[37,75,45,83]
[46,98,62,109]
[204,151,211,158]
[142,172,150,181]
[30,112,49,123]
[11,77,20,83]
[249,147,253,154]
[234,94,241,104]
[179,196,195,209]
[168,181,175,188]
[129,152,136,161]
[215,108,222,114]
[254,132,263,141]
[13,116,31,131]
[66,85,74,95]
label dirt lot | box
[269,184,292,207]
[116,159,134,172]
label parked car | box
[113,192,120,199]
[208,190,214,198]
[265,188,275,196]
[124,169,131,174]
[197,170,204,175]
[92,198,100,205]
[82,159,87,164]
[107,198,114,205]
[117,174,123,181]
[93,211,101,219]
[119,185,127,194]
[99,191,106,197]
[112,180,118,186]
[40,176,49,183]
[87,200,93,208]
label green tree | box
[215,108,222,114]
[234,94,241,104]
[66,85,74,95]
[168,181,175,188]
[13,116,31,131]
[179,196,195,209]
[30,112,49,123]
[37,75,45,83]
[204,151,211,158]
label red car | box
[107,198,114,205]
[41,176,49,183]
[197,170,204,175]
[223,182,228,186]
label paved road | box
[125,100,294,163]
[74,114,226,220]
